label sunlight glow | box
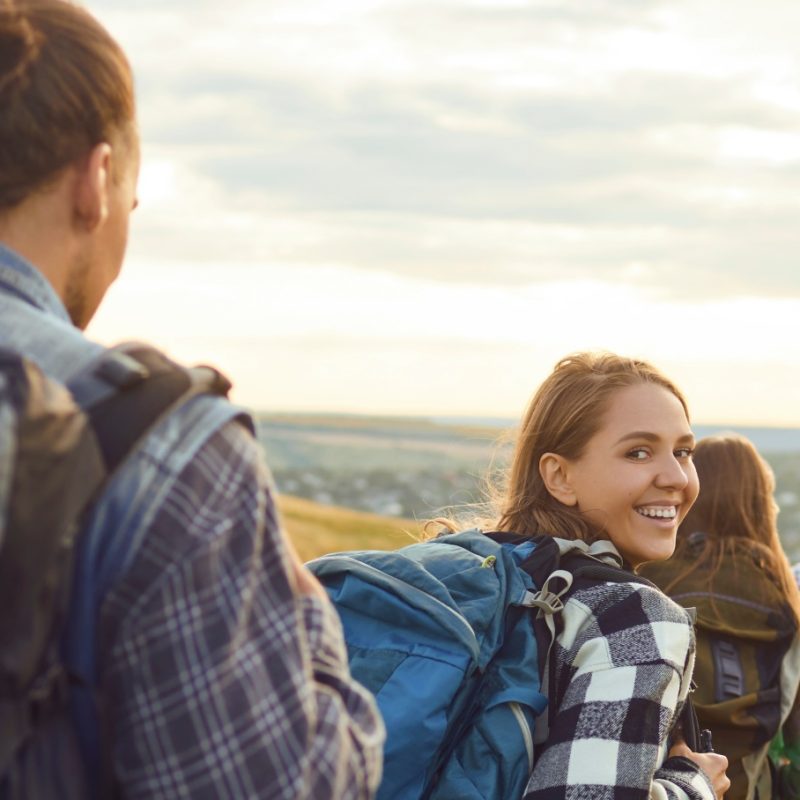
[89,264,800,425]
[84,0,800,426]
[136,160,178,207]
[718,127,800,165]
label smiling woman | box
[469,351,730,799]
[540,381,699,568]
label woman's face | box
[559,382,699,568]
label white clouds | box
[117,60,800,295]
[84,0,800,420]
[717,127,800,165]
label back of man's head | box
[0,0,140,328]
[0,0,136,210]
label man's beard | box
[63,252,92,329]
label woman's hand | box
[669,740,730,799]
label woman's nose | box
[655,455,690,490]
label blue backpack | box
[308,529,631,800]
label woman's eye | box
[627,448,649,461]
[675,447,695,459]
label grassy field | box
[277,493,426,562]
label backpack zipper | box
[509,701,534,771]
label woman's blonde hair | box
[664,433,800,628]
[434,351,689,542]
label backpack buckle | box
[522,569,574,616]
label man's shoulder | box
[0,296,104,382]
[86,345,256,523]
[70,346,258,638]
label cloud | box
[92,0,800,300]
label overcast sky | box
[86,0,800,425]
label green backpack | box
[643,536,798,800]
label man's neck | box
[0,190,77,304]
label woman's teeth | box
[636,506,677,519]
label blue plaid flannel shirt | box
[97,421,384,799]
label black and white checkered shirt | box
[97,420,384,799]
[523,575,716,800]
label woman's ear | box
[539,452,578,507]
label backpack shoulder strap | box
[485,533,662,746]
[70,342,241,475]
[64,345,251,795]
[562,553,655,589]
[492,533,705,755]
[73,345,252,610]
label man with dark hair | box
[0,1,383,797]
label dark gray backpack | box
[0,343,239,799]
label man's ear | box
[539,452,578,507]
[73,142,112,232]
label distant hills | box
[256,413,501,473]
[258,412,800,561]
[692,425,800,454]
[436,416,800,454]
[257,412,800,475]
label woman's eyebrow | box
[614,431,695,446]
[615,431,658,445]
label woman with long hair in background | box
[642,434,800,800]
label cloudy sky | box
[86,0,800,425]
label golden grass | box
[277,494,425,562]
